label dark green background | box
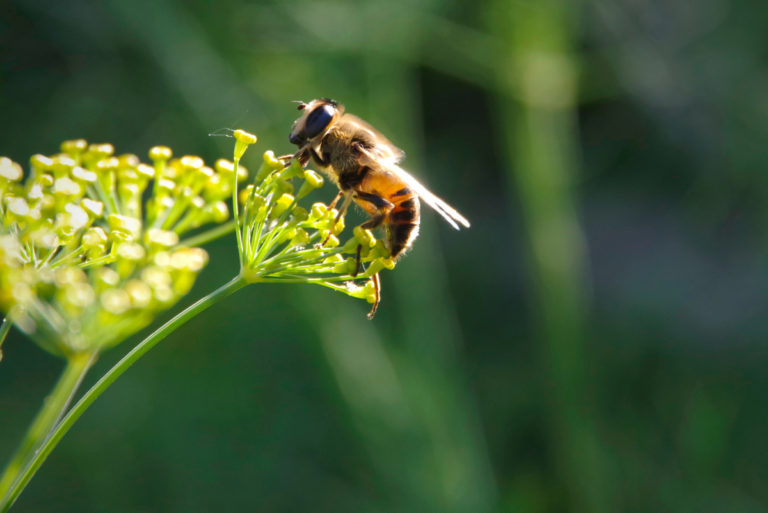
[2,0,768,511]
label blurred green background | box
[2,0,768,511]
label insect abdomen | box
[387,192,420,258]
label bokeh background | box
[2,0,768,511]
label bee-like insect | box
[288,98,469,317]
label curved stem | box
[178,220,235,248]
[0,318,11,363]
[0,275,246,512]
[0,350,97,509]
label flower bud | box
[297,170,324,198]
[101,288,130,315]
[291,206,309,223]
[180,155,204,172]
[125,279,152,308]
[205,201,229,223]
[310,202,328,220]
[52,177,83,198]
[141,266,172,289]
[30,154,53,174]
[137,163,155,181]
[146,228,179,250]
[81,198,104,219]
[280,159,304,180]
[54,266,87,287]
[353,226,377,248]
[95,267,120,289]
[50,155,76,178]
[108,214,142,241]
[117,154,140,169]
[149,146,172,162]
[271,193,295,218]
[333,258,356,275]
[323,254,345,264]
[215,159,235,174]
[88,143,115,158]
[71,166,97,184]
[239,184,254,206]
[157,178,176,195]
[290,228,309,246]
[82,226,108,259]
[0,158,23,182]
[323,234,340,248]
[115,242,146,277]
[64,281,95,309]
[61,139,88,156]
[262,150,283,170]
[233,129,257,161]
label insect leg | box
[320,193,353,247]
[366,272,381,320]
[310,148,330,167]
[355,191,394,212]
[350,191,392,274]
[360,213,386,230]
[352,213,387,276]
[353,244,363,277]
[327,191,344,209]
[278,145,311,166]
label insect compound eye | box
[304,104,334,138]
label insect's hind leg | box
[353,213,387,276]
[366,272,381,320]
[360,213,387,230]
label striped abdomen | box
[387,188,420,258]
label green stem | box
[0,318,11,363]
[0,275,246,512]
[232,159,244,266]
[178,220,236,248]
[0,351,97,509]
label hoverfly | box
[288,98,469,317]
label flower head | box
[0,140,235,356]
[231,133,396,317]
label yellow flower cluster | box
[0,140,235,356]
[235,149,395,307]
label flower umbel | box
[231,131,395,317]
[0,141,236,356]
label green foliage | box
[2,0,767,511]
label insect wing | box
[391,164,470,229]
[341,114,406,164]
[353,144,469,229]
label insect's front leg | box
[328,191,344,209]
[277,152,302,167]
[319,192,353,248]
[278,146,313,167]
[309,148,329,167]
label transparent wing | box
[349,121,470,230]
[389,163,470,230]
[341,114,406,164]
